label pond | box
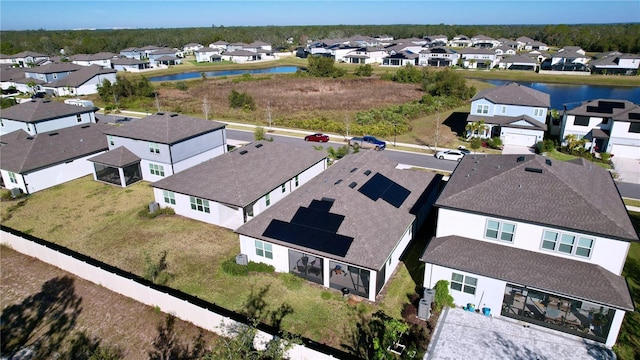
[482,80,640,110]
[148,66,299,82]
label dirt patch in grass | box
[1,246,219,359]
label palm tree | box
[465,119,488,139]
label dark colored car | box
[304,133,330,142]
[31,92,46,99]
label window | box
[8,172,17,184]
[533,108,544,117]
[107,135,114,146]
[476,104,489,114]
[189,196,210,213]
[451,273,477,295]
[149,142,160,154]
[540,229,593,258]
[295,175,299,187]
[149,164,164,176]
[484,219,516,242]
[266,193,271,206]
[573,116,590,126]
[163,190,175,205]
[629,122,640,133]
[501,106,507,114]
[76,114,82,123]
[281,184,286,193]
[255,240,273,259]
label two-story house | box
[182,43,204,55]
[343,47,387,64]
[194,47,222,63]
[111,57,151,72]
[90,112,227,185]
[590,52,640,76]
[559,99,640,159]
[471,35,500,49]
[236,150,441,302]
[24,63,83,84]
[418,47,460,67]
[448,35,472,48]
[42,64,116,96]
[420,154,637,347]
[550,46,589,71]
[151,141,327,230]
[466,82,549,147]
[0,99,98,136]
[2,51,49,67]
[70,52,117,68]
[458,48,498,69]
[0,123,109,194]
[147,48,181,67]
[497,54,537,71]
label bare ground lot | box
[1,246,219,359]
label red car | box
[304,133,330,142]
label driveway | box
[425,307,615,360]
[612,157,640,185]
[501,144,536,155]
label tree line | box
[1,24,639,56]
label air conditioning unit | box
[148,202,160,213]
[10,188,21,198]
[235,253,248,266]
[418,298,431,320]
[424,288,436,303]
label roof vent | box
[157,112,165,115]
[545,159,552,166]
[364,170,371,176]
[239,150,248,155]
[350,167,358,173]
[348,182,357,189]
[524,167,543,173]
[81,125,90,128]
[48,132,59,136]
[334,179,343,185]
[170,113,178,117]
[26,136,34,140]
[496,164,501,169]
[255,143,263,148]
[517,156,525,162]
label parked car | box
[457,146,471,154]
[304,133,330,142]
[435,149,465,161]
[348,135,386,150]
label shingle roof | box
[0,124,109,173]
[466,114,547,131]
[435,154,638,241]
[567,99,640,122]
[236,150,440,270]
[152,141,327,207]
[88,146,141,167]
[46,65,116,88]
[111,58,149,65]
[500,54,537,64]
[420,235,633,310]
[102,112,225,144]
[471,82,550,108]
[70,52,117,61]
[26,62,83,74]
[0,99,96,123]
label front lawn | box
[0,176,424,351]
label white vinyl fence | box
[1,229,346,360]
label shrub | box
[600,152,611,163]
[138,205,175,219]
[433,280,454,312]
[536,139,556,154]
[353,64,372,77]
[174,81,188,91]
[228,89,256,110]
[485,137,503,149]
[221,259,249,276]
[143,250,171,285]
[247,261,275,273]
[469,137,482,151]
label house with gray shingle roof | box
[418,47,460,67]
[151,141,328,230]
[70,52,117,68]
[560,99,640,159]
[0,123,109,194]
[96,112,227,183]
[236,150,442,301]
[220,50,260,63]
[42,64,116,96]
[590,52,640,76]
[194,47,222,63]
[2,51,50,68]
[458,48,499,69]
[420,153,637,347]
[466,82,550,146]
[111,57,151,72]
[0,99,98,136]
[24,63,83,83]
[497,54,537,71]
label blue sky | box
[1,1,638,30]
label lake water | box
[148,66,299,82]
[482,80,640,110]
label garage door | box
[502,133,537,146]
[610,144,640,159]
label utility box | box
[148,202,159,213]
[424,288,435,303]
[235,253,248,266]
[418,298,431,320]
[10,188,21,198]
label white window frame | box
[533,108,544,117]
[540,229,594,258]
[501,105,507,114]
[281,184,286,193]
[162,190,175,205]
[255,240,273,259]
[266,193,271,206]
[107,135,114,146]
[149,142,160,154]
[149,163,164,176]
[8,172,18,184]
[451,272,477,295]
[295,175,299,187]
[476,104,489,115]
[484,219,516,242]
[76,114,82,123]
[189,196,210,213]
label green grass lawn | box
[0,176,421,349]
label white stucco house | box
[0,123,109,194]
[0,99,98,136]
[458,48,498,69]
[421,154,637,347]
[466,82,550,147]
[151,141,328,230]
[89,113,227,185]
[194,47,222,63]
[418,47,460,67]
[236,150,442,301]
[559,99,640,159]
[70,52,117,68]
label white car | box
[435,149,465,161]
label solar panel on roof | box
[629,112,640,120]
[262,220,353,257]
[358,173,410,208]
